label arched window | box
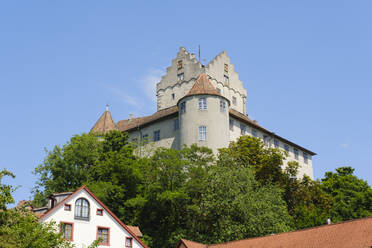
[75,198,90,220]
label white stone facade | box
[94,47,315,179]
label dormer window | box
[224,63,228,73]
[224,75,229,83]
[177,73,184,81]
[75,198,90,220]
[177,60,183,70]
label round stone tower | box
[177,73,230,153]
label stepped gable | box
[116,106,178,132]
[185,73,222,97]
[90,108,117,134]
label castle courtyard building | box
[91,47,316,179]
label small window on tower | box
[217,88,221,94]
[232,96,237,105]
[199,126,207,141]
[224,75,229,84]
[177,60,183,70]
[224,63,228,73]
[220,100,226,112]
[198,97,207,110]
[172,93,175,100]
[177,73,184,81]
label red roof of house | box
[177,217,372,248]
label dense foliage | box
[0,170,74,248]
[32,131,372,247]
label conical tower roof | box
[185,73,221,97]
[90,106,117,134]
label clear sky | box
[1,1,371,205]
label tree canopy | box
[31,131,372,247]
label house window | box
[177,60,183,70]
[125,237,133,248]
[274,139,279,148]
[224,63,228,73]
[232,96,237,105]
[199,126,206,141]
[97,227,110,245]
[294,148,299,160]
[217,88,221,94]
[240,124,246,135]
[61,222,73,241]
[263,135,269,145]
[220,100,226,112]
[180,102,186,114]
[96,208,103,216]
[224,75,229,83]
[252,129,257,137]
[75,198,90,220]
[177,73,184,81]
[284,144,290,153]
[174,119,179,130]
[303,152,308,164]
[64,204,71,211]
[198,97,207,110]
[154,130,160,141]
[172,93,175,100]
[229,119,234,131]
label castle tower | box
[178,73,230,153]
[90,105,117,134]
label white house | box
[33,185,148,248]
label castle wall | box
[179,95,230,153]
[229,116,314,179]
[128,117,180,157]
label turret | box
[177,73,230,153]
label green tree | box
[219,136,287,185]
[321,166,372,222]
[0,169,75,248]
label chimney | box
[129,114,134,121]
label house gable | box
[40,186,148,248]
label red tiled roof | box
[229,108,316,156]
[185,73,221,97]
[91,110,117,134]
[177,239,206,248]
[177,218,372,248]
[116,106,178,132]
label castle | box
[91,47,315,179]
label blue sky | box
[1,1,371,205]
